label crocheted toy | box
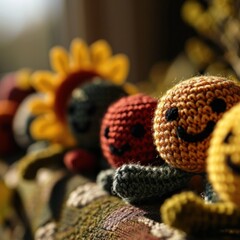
[0,69,34,158]
[64,78,128,172]
[29,38,135,147]
[0,69,33,103]
[28,172,186,240]
[111,76,240,203]
[161,102,240,234]
[100,94,160,168]
[18,38,137,178]
[97,93,192,201]
[13,93,41,149]
[154,75,240,173]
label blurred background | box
[1,0,240,94]
[0,0,192,85]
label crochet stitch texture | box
[112,163,193,202]
[154,75,240,173]
[101,93,160,168]
[67,78,127,151]
[161,102,240,234]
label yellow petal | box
[28,98,52,115]
[98,54,129,84]
[30,113,62,140]
[90,40,112,66]
[50,47,70,74]
[32,71,56,93]
[30,113,76,146]
[70,38,91,68]
[16,68,32,90]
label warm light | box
[0,0,61,40]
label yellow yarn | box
[161,102,240,233]
[28,38,135,147]
[207,102,240,206]
[161,191,240,233]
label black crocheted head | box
[66,78,127,150]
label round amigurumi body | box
[66,78,128,151]
[207,102,240,206]
[100,93,160,168]
[65,78,128,172]
[154,75,240,173]
[161,102,240,233]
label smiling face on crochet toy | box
[154,76,240,173]
[101,94,160,168]
[207,103,240,206]
[67,78,127,150]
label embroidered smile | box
[109,143,131,156]
[177,120,215,143]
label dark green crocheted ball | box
[66,78,127,150]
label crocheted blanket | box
[14,171,240,240]
[17,171,186,240]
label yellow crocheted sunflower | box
[29,38,134,147]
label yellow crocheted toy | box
[161,102,240,234]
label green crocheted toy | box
[108,76,240,203]
[161,102,240,234]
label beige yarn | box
[154,76,240,173]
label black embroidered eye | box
[210,98,226,113]
[85,102,96,115]
[131,123,145,138]
[223,131,233,144]
[104,126,110,139]
[165,107,179,122]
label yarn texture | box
[101,93,160,168]
[207,102,240,205]
[161,102,240,234]
[154,76,240,173]
[112,163,194,203]
[67,78,127,151]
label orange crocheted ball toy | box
[154,76,240,173]
[100,93,161,168]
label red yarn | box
[64,149,97,173]
[0,100,19,155]
[100,94,160,168]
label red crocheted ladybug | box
[100,93,161,168]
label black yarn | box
[177,120,215,143]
